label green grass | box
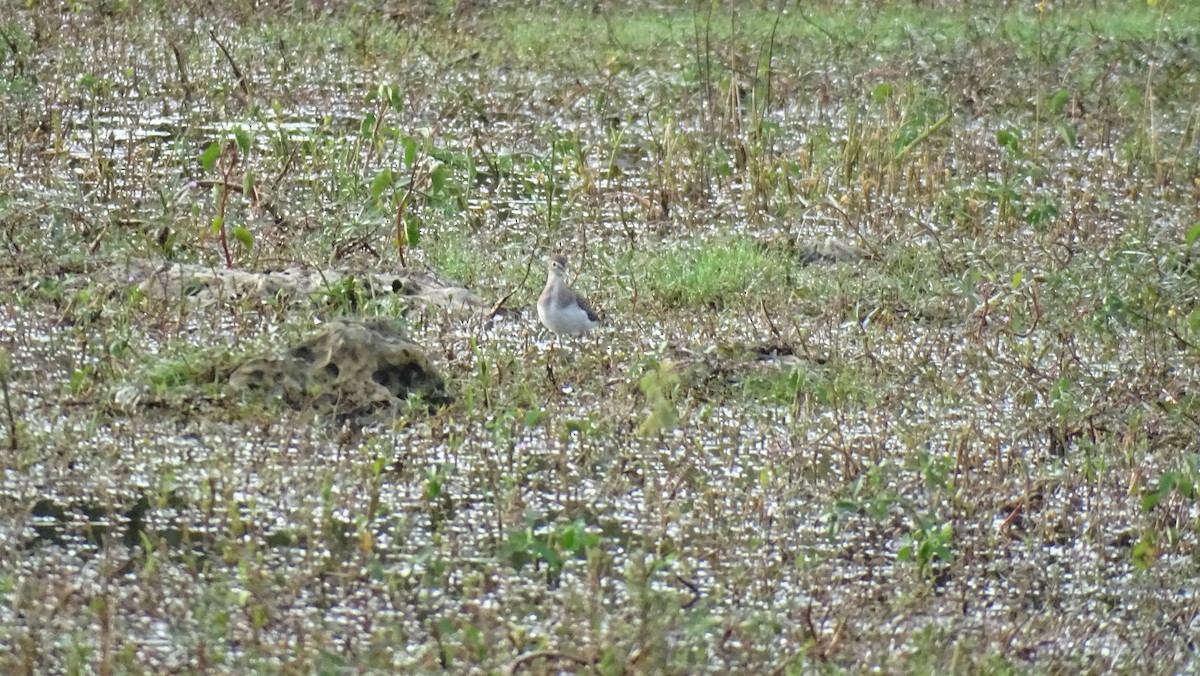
[4,0,1200,673]
[644,238,789,308]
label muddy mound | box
[228,319,447,416]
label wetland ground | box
[2,1,1200,673]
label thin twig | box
[195,178,291,231]
[760,298,782,339]
[822,196,880,259]
[169,41,192,101]
[486,247,539,318]
[675,573,702,610]
[208,29,251,100]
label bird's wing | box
[575,293,602,323]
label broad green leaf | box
[370,169,393,201]
[360,112,377,136]
[871,82,893,104]
[528,540,561,567]
[402,136,417,168]
[1049,89,1070,115]
[1056,121,1077,148]
[1187,307,1200,335]
[199,142,221,171]
[1141,491,1161,511]
[1103,294,1126,317]
[233,127,252,154]
[522,409,545,427]
[1025,200,1059,228]
[506,530,529,551]
[1131,531,1157,570]
[1185,223,1200,246]
[429,164,448,195]
[232,226,253,250]
[559,525,580,551]
[405,214,421,247]
[995,129,1020,154]
[712,146,732,177]
[1179,478,1196,500]
[833,501,859,514]
[210,215,224,235]
[242,171,255,196]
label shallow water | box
[3,3,1200,673]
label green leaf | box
[430,148,469,169]
[1180,307,1200,336]
[871,82,893,104]
[1157,472,1178,495]
[210,216,224,235]
[505,530,529,552]
[199,142,221,171]
[528,540,561,568]
[1025,199,1059,228]
[712,146,732,177]
[405,214,421,247]
[1049,89,1070,115]
[1056,121,1077,148]
[429,164,449,195]
[232,226,253,250]
[1103,294,1126,318]
[402,136,417,169]
[522,409,545,428]
[1185,223,1200,246]
[69,367,91,394]
[360,112,377,137]
[995,129,1021,154]
[1179,477,1196,500]
[559,525,581,551]
[370,169,393,202]
[233,127,252,154]
[833,501,859,515]
[242,171,255,196]
[375,84,403,113]
[1141,491,1161,511]
[1131,531,1157,570]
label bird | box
[537,254,600,338]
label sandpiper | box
[537,254,600,338]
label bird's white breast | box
[538,298,598,335]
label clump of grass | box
[644,238,787,309]
[422,233,495,289]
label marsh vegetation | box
[2,1,1200,673]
